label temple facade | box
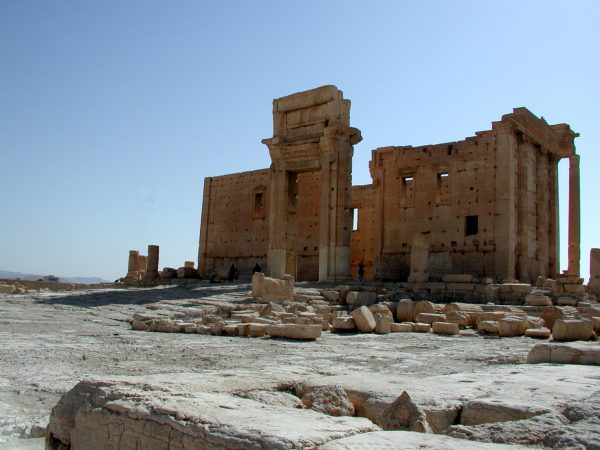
[198,85,580,284]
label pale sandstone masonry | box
[198,86,580,284]
[589,248,600,296]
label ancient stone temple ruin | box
[198,85,580,284]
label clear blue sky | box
[1,1,598,281]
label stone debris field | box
[0,278,599,449]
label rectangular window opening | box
[254,192,264,218]
[352,208,359,231]
[465,215,479,236]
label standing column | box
[567,154,580,276]
[548,157,559,276]
[144,245,160,281]
[318,152,332,282]
[535,150,549,277]
[127,250,139,280]
[268,168,288,279]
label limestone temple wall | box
[198,87,579,284]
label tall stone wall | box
[369,132,498,281]
[198,169,271,278]
[198,169,322,280]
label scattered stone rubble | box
[127,274,600,346]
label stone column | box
[184,261,195,269]
[548,156,560,277]
[268,168,289,279]
[144,245,160,280]
[589,248,600,296]
[567,154,580,276]
[492,122,518,281]
[127,250,139,279]
[318,150,332,282]
[535,150,549,278]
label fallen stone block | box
[477,320,500,334]
[246,323,267,337]
[332,316,356,331]
[252,272,294,302]
[396,298,415,322]
[320,290,340,302]
[552,318,594,341]
[266,324,322,340]
[527,342,600,365]
[300,385,355,417]
[539,305,576,330]
[525,327,551,339]
[351,306,376,332]
[461,399,552,426]
[369,304,394,334]
[476,311,508,324]
[499,316,532,337]
[131,319,149,331]
[444,311,470,327]
[320,430,529,449]
[222,323,240,336]
[46,378,378,450]
[414,313,446,324]
[413,300,436,319]
[390,323,413,332]
[375,391,432,433]
[526,293,552,306]
[346,291,377,307]
[412,323,431,333]
[557,296,578,306]
[432,322,459,335]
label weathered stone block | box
[499,316,530,337]
[412,323,431,333]
[557,296,578,306]
[346,291,377,307]
[552,318,594,341]
[444,311,470,327]
[432,322,459,335]
[397,299,415,322]
[415,313,446,324]
[413,300,436,319]
[390,323,413,332]
[527,342,600,365]
[332,316,356,331]
[266,324,322,340]
[525,327,551,339]
[252,272,294,302]
[478,320,500,334]
[351,306,376,333]
[526,293,552,306]
[246,323,267,337]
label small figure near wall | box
[358,260,365,282]
[253,263,262,274]
[228,264,238,282]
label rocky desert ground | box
[0,281,599,449]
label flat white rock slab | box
[317,430,531,449]
[47,378,379,450]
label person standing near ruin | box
[358,260,365,281]
[228,264,237,282]
[253,263,262,274]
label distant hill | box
[0,269,109,285]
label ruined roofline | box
[370,107,578,158]
[203,167,270,183]
[271,84,343,113]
